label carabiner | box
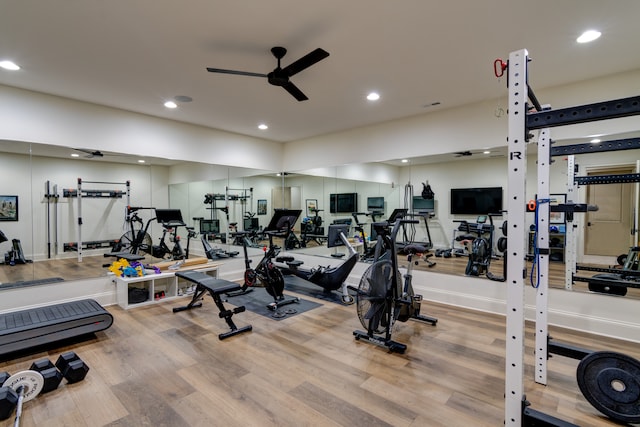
[494,58,507,78]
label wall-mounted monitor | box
[200,219,220,234]
[412,196,434,212]
[243,217,259,231]
[327,224,349,248]
[450,187,503,215]
[330,193,358,213]
[367,196,385,211]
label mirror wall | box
[1,133,638,299]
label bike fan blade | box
[282,81,308,101]
[206,68,268,78]
[282,48,329,77]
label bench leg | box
[172,286,207,313]
[210,291,252,340]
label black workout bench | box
[172,270,252,340]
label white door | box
[584,167,634,256]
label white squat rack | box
[504,48,640,425]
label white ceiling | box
[1,1,640,144]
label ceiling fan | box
[206,46,329,101]
[74,149,104,158]
[454,151,473,157]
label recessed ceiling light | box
[71,153,80,158]
[577,30,601,43]
[258,124,268,130]
[483,150,491,154]
[401,159,409,163]
[0,60,20,71]
[590,138,601,144]
[164,101,177,109]
[137,159,145,163]
[367,92,380,101]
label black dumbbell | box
[29,359,63,393]
[0,386,18,420]
[55,352,90,384]
[0,371,10,386]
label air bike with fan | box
[353,215,437,354]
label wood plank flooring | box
[2,284,640,426]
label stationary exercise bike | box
[456,214,499,277]
[275,223,358,304]
[353,215,437,354]
[300,208,326,247]
[234,209,302,311]
[113,207,191,260]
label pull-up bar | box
[78,180,129,185]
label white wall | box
[281,69,640,171]
[0,84,284,171]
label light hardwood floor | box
[2,281,640,426]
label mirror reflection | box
[1,133,638,301]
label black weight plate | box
[617,253,628,266]
[576,351,640,424]
[497,237,507,253]
[263,266,284,298]
[588,281,628,296]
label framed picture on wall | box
[306,199,317,217]
[257,199,267,215]
[549,193,566,224]
[0,195,18,221]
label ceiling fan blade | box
[282,48,329,77]
[282,81,308,101]
[206,67,268,78]
[75,148,103,158]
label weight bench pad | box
[175,271,241,295]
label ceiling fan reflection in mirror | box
[74,149,104,158]
[454,151,473,157]
[206,46,329,101]
[73,149,133,160]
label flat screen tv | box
[450,187,503,215]
[199,219,220,234]
[367,196,385,211]
[330,193,357,214]
[412,196,434,212]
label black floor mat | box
[225,286,322,321]
[283,275,356,305]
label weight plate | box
[2,370,44,402]
[576,351,640,424]
[588,280,628,297]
